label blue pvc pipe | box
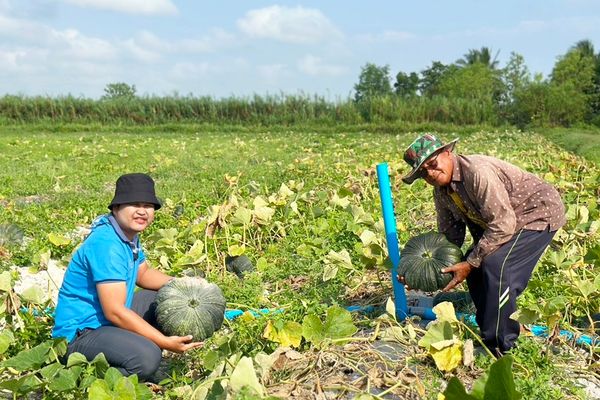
[376,163,408,321]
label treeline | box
[0,40,598,127]
[355,40,600,128]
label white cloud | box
[237,5,342,44]
[257,63,289,83]
[357,30,415,43]
[63,0,177,16]
[298,55,346,77]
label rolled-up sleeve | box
[465,169,516,267]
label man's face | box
[112,202,155,238]
[420,150,453,187]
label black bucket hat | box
[108,173,162,210]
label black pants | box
[466,229,556,354]
[66,289,162,381]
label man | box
[53,173,202,381]
[399,134,565,355]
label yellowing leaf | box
[322,264,338,281]
[433,302,458,323]
[431,342,462,371]
[232,207,253,226]
[228,244,246,257]
[47,233,71,247]
[385,296,396,319]
[253,206,275,225]
[263,320,302,348]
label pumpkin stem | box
[189,299,199,307]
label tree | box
[456,47,500,69]
[393,71,420,97]
[437,63,503,101]
[419,61,457,97]
[353,63,392,102]
[102,82,137,100]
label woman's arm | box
[136,261,172,290]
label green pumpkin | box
[0,223,23,246]
[225,255,254,278]
[398,232,463,292]
[156,277,226,340]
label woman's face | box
[112,202,155,239]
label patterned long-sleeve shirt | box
[434,154,566,267]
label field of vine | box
[0,126,598,399]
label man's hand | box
[396,274,411,290]
[161,335,203,353]
[441,261,473,292]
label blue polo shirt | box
[52,214,146,342]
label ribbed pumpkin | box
[156,277,226,340]
[398,232,463,292]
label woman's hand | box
[441,261,473,292]
[160,335,203,353]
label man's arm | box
[97,282,202,352]
[136,261,172,290]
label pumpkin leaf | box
[510,308,539,325]
[0,374,43,393]
[483,356,522,400]
[442,377,479,400]
[430,342,463,371]
[303,305,357,347]
[418,321,454,349]
[0,329,15,354]
[322,264,338,281]
[253,206,275,225]
[229,356,264,396]
[48,367,79,392]
[232,207,253,226]
[47,232,71,247]
[584,244,600,265]
[263,320,302,348]
[385,296,396,319]
[433,302,458,323]
[20,285,45,304]
[0,340,54,371]
[0,271,12,292]
[228,244,246,257]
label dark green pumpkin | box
[398,232,463,292]
[225,255,254,278]
[0,223,23,246]
[156,277,226,340]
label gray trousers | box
[66,289,162,381]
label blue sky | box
[1,0,599,99]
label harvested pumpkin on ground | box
[225,255,255,278]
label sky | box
[1,0,599,99]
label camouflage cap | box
[402,134,458,184]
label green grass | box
[536,126,600,164]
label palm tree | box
[456,47,500,69]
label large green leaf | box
[0,329,14,354]
[0,271,12,292]
[483,356,522,400]
[0,373,43,393]
[229,356,264,396]
[0,340,54,371]
[48,367,79,392]
[443,377,480,400]
[302,305,357,347]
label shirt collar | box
[108,214,140,253]
[450,153,463,182]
